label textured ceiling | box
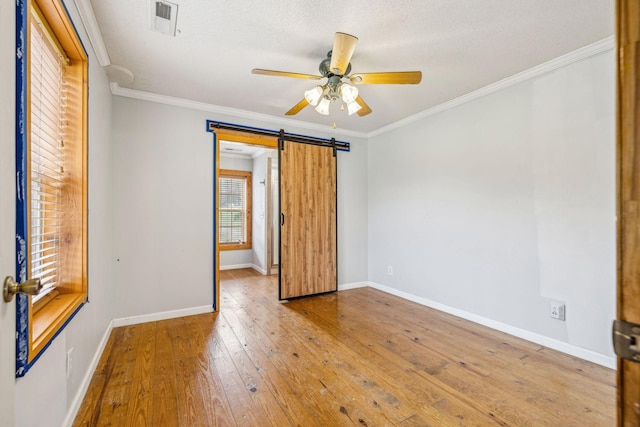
[88,0,614,134]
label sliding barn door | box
[279,140,337,299]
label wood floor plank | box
[150,319,179,426]
[214,314,294,426]
[178,313,238,426]
[283,293,528,426]
[291,289,614,426]
[340,287,616,413]
[95,325,144,426]
[206,317,270,426]
[73,268,616,426]
[168,317,211,426]
[71,327,118,427]
[223,275,497,426]
[124,322,156,425]
[218,304,328,426]
[222,282,401,426]
[220,292,344,426]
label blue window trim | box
[15,0,89,378]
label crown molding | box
[368,36,615,138]
[72,0,111,66]
[109,35,613,140]
[109,83,369,139]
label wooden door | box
[616,0,640,425]
[279,140,337,299]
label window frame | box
[218,169,252,251]
[15,0,88,376]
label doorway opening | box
[217,139,279,309]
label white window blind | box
[219,175,248,244]
[29,13,67,304]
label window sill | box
[220,243,252,251]
[31,291,86,360]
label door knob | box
[3,276,42,302]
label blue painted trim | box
[205,120,351,152]
[17,303,85,377]
[14,0,90,377]
[212,132,217,311]
[59,0,89,57]
[15,0,29,378]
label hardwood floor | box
[73,268,615,426]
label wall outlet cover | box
[550,301,566,321]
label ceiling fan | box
[252,32,422,117]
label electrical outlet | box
[550,301,566,321]
[387,266,393,276]
[66,348,74,378]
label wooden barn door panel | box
[279,140,337,299]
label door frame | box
[206,121,350,310]
[209,127,278,311]
[615,0,640,424]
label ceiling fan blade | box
[252,69,322,80]
[355,95,372,116]
[350,71,422,85]
[329,32,358,76]
[285,98,309,115]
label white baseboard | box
[219,263,269,275]
[62,319,114,427]
[251,264,267,275]
[219,263,252,271]
[366,281,616,369]
[113,305,214,327]
[338,281,368,291]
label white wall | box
[219,155,253,268]
[111,97,369,318]
[251,151,268,273]
[12,0,114,425]
[367,50,616,359]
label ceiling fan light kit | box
[315,97,331,115]
[304,86,323,106]
[340,84,358,103]
[252,32,422,118]
[347,100,362,115]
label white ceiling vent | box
[150,0,178,36]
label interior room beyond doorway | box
[218,140,279,290]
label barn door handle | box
[281,213,285,226]
[3,276,42,302]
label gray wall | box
[111,97,370,319]
[367,50,616,358]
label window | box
[15,0,88,374]
[219,170,252,250]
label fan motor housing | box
[320,51,351,77]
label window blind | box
[219,176,247,244]
[29,14,67,303]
